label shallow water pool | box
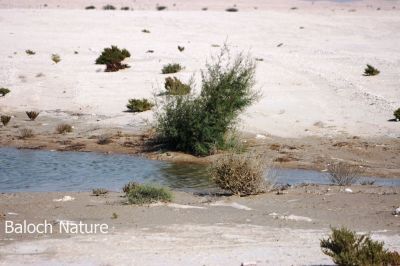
[0,148,399,192]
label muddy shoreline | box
[1,112,399,178]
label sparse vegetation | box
[394,108,400,120]
[95,46,131,72]
[125,183,173,204]
[92,188,108,196]
[1,115,11,126]
[210,152,271,196]
[164,77,191,95]
[226,7,238,12]
[126,98,154,112]
[19,128,34,139]
[103,4,116,10]
[97,134,112,145]
[51,54,61,63]
[156,5,167,11]
[122,181,138,193]
[156,47,259,155]
[0,88,10,96]
[25,50,36,55]
[56,123,73,134]
[85,5,95,10]
[327,162,363,186]
[364,64,380,76]
[161,63,183,74]
[321,227,400,266]
[26,111,39,121]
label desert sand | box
[0,0,400,265]
[1,185,400,265]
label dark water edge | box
[0,148,399,193]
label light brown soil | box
[1,184,399,243]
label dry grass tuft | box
[56,123,73,134]
[210,152,272,196]
[327,161,364,186]
[19,128,34,139]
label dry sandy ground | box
[0,4,399,139]
[0,185,399,265]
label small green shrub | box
[142,29,150,33]
[177,46,185,52]
[51,54,61,63]
[161,63,183,74]
[95,46,131,72]
[210,152,270,196]
[1,115,11,126]
[92,188,108,196]
[394,108,400,120]
[321,227,400,266]
[121,6,130,10]
[0,88,10,96]
[19,128,34,139]
[56,123,73,134]
[25,50,35,55]
[164,77,191,95]
[26,111,39,121]
[103,4,116,10]
[156,6,167,11]
[226,7,238,12]
[126,184,173,204]
[156,46,259,155]
[364,64,380,76]
[126,98,154,112]
[85,5,95,9]
[327,162,363,186]
[122,181,138,193]
[111,212,118,219]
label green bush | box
[156,47,259,155]
[210,152,271,196]
[161,63,183,74]
[226,7,239,12]
[26,111,39,121]
[85,5,96,9]
[126,184,173,204]
[121,6,130,10]
[394,108,400,120]
[164,77,191,95]
[126,98,154,112]
[364,64,380,76]
[122,181,138,193]
[1,115,11,126]
[25,50,35,55]
[321,227,400,266]
[95,45,131,72]
[103,4,116,10]
[156,6,167,11]
[51,54,61,63]
[0,88,10,96]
